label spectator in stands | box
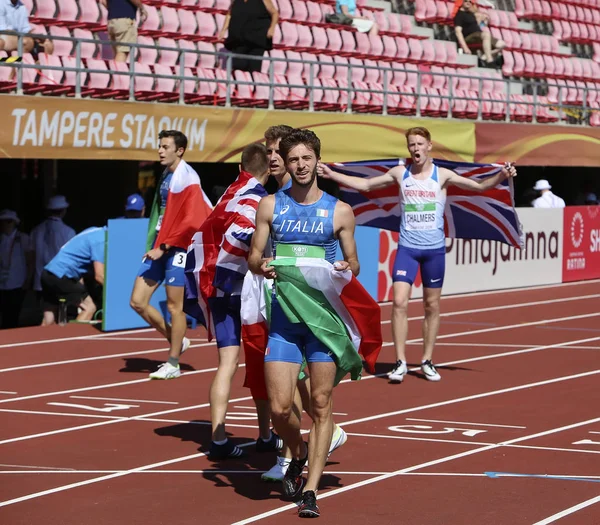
[219,0,278,73]
[584,193,598,205]
[0,0,51,55]
[335,0,378,36]
[0,209,32,329]
[124,193,146,218]
[100,0,148,62]
[575,180,596,205]
[41,226,106,326]
[453,0,504,65]
[532,179,566,208]
[29,195,76,302]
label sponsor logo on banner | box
[562,205,600,282]
[377,208,563,300]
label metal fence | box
[1,31,598,126]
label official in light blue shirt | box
[0,0,35,53]
[45,227,106,280]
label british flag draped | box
[183,171,268,340]
[329,158,524,248]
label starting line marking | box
[406,418,526,429]
[70,396,179,405]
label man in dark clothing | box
[100,0,148,62]
[454,0,504,65]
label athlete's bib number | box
[172,252,187,268]
[156,208,166,231]
[405,203,436,231]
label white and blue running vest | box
[271,189,338,264]
[399,165,446,250]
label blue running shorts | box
[265,299,335,365]
[393,245,446,288]
[207,296,242,349]
[137,248,187,287]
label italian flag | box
[269,258,382,384]
[146,159,213,251]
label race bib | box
[404,203,437,231]
[171,252,187,268]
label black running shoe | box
[209,440,246,460]
[282,456,307,499]
[298,490,320,518]
[256,431,284,453]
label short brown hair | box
[279,128,321,162]
[264,125,294,143]
[158,130,188,151]
[241,143,269,177]
[405,127,431,142]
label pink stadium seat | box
[413,0,428,23]
[318,53,335,79]
[182,0,200,7]
[157,38,179,66]
[291,0,308,23]
[333,55,349,82]
[178,8,198,36]
[179,39,199,68]
[311,26,328,52]
[32,0,57,23]
[355,33,371,59]
[139,5,162,36]
[369,34,385,59]
[325,28,343,55]
[296,24,314,51]
[56,0,80,27]
[285,50,304,78]
[136,35,158,64]
[436,1,449,24]
[364,59,381,83]
[349,57,365,82]
[108,60,131,99]
[542,54,555,77]
[277,0,294,20]
[73,29,98,59]
[306,1,323,25]
[134,63,157,100]
[513,51,525,77]
[381,35,396,61]
[38,54,65,94]
[394,36,409,62]
[61,55,89,96]
[286,75,308,109]
[196,12,218,41]
[86,58,112,97]
[373,11,389,34]
[152,64,177,102]
[48,26,73,57]
[408,39,424,64]
[444,41,458,66]
[160,6,180,34]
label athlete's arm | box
[248,195,276,278]
[318,163,401,192]
[263,0,279,38]
[93,261,105,286]
[335,201,360,276]
[442,163,517,192]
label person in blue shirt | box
[41,226,106,325]
[335,0,378,36]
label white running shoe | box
[328,425,348,457]
[421,360,441,381]
[180,337,191,355]
[388,360,408,382]
[149,362,181,380]
[261,456,290,482]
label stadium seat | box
[137,35,158,64]
[73,29,99,59]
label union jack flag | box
[329,158,524,248]
[183,171,268,339]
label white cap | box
[533,179,551,191]
[0,209,20,224]
[46,195,69,210]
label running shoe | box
[209,440,246,460]
[298,490,320,518]
[256,431,284,453]
[282,456,307,498]
[388,360,408,382]
[149,362,181,380]
[421,360,441,381]
[261,456,290,482]
[180,337,191,355]
[328,425,347,457]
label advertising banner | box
[0,95,474,163]
[562,205,600,282]
[378,208,563,301]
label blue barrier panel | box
[335,225,379,300]
[103,218,167,331]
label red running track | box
[1,280,600,525]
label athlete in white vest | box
[319,126,517,383]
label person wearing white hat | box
[0,209,33,329]
[532,180,565,209]
[29,195,76,297]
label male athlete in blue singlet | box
[319,126,517,383]
[249,129,359,518]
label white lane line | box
[588,431,600,435]
[0,408,122,420]
[0,464,75,471]
[2,334,599,445]
[0,342,214,374]
[382,293,600,325]
[231,415,600,525]
[405,418,526,429]
[70,396,179,405]
[378,278,600,307]
[232,406,256,410]
[531,495,600,524]
[0,370,598,508]
[0,328,156,350]
[0,391,17,394]
[139,417,260,430]
[0,469,392,476]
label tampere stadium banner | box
[1,95,600,165]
